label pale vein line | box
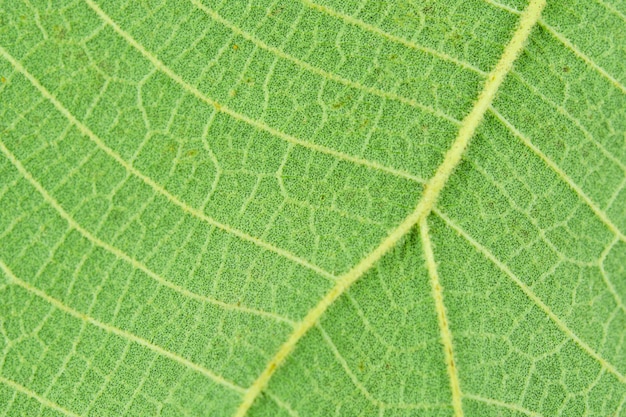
[318,323,449,409]
[287,322,447,411]
[511,72,626,173]
[0,45,335,282]
[435,209,626,384]
[607,176,626,212]
[0,375,82,417]
[265,391,300,417]
[490,107,626,242]
[0,140,294,325]
[485,0,626,94]
[420,218,463,417]
[0,259,246,393]
[595,0,626,23]
[539,22,626,94]
[463,393,543,417]
[190,0,461,126]
[481,0,520,14]
[83,0,424,185]
[300,0,486,75]
[599,237,626,313]
[317,324,384,407]
[616,392,626,415]
[234,1,546,414]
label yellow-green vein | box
[435,208,626,384]
[0,45,335,282]
[0,375,82,417]
[0,259,246,393]
[300,0,486,75]
[83,0,424,184]
[420,218,463,417]
[190,0,461,126]
[0,139,296,325]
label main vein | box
[484,0,626,94]
[234,0,546,414]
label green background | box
[0,0,625,415]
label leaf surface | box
[0,0,625,416]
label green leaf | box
[1,0,624,416]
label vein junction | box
[235,0,547,415]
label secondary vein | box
[0,376,82,417]
[0,45,334,282]
[0,260,246,393]
[0,140,296,324]
[420,218,463,417]
[83,0,425,184]
[435,208,626,384]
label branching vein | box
[435,209,626,384]
[83,0,424,185]
[190,0,461,126]
[539,22,626,94]
[0,45,334,282]
[490,107,626,242]
[300,0,486,75]
[0,140,294,324]
[0,375,81,417]
[463,393,543,417]
[484,0,626,94]
[234,0,546,414]
[0,259,246,393]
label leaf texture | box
[0,0,624,416]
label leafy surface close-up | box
[1,0,625,416]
